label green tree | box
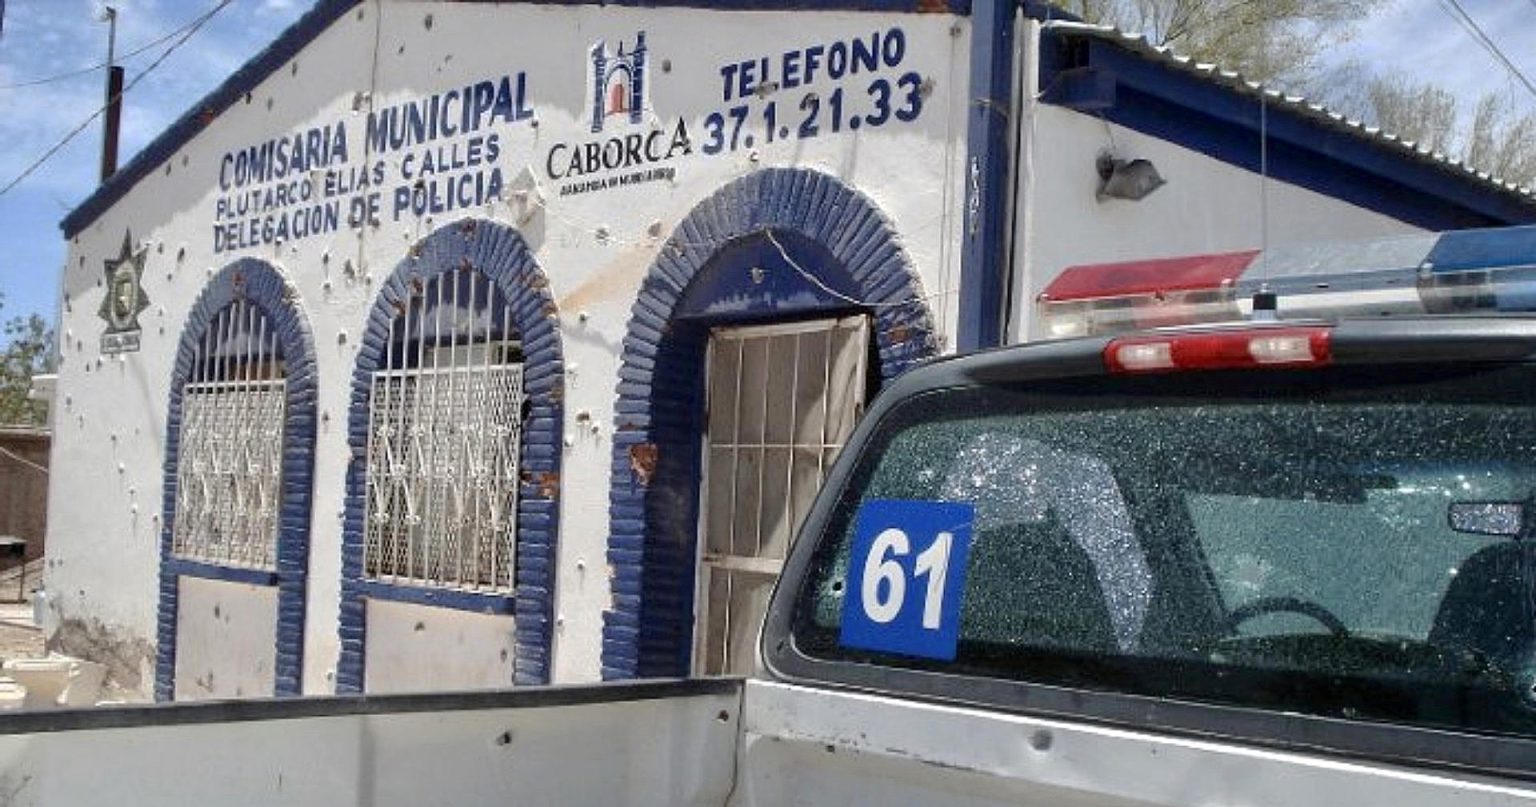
[0,297,55,427]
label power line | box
[0,6,215,91]
[0,446,47,477]
[1437,0,1536,104]
[0,0,233,200]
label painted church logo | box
[589,32,648,133]
[99,230,149,355]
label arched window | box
[362,267,524,594]
[338,219,562,693]
[158,260,315,701]
[174,299,287,569]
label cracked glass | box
[796,363,1536,739]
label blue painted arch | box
[602,167,939,679]
[157,258,318,701]
[336,218,564,692]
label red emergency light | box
[1038,251,1258,338]
[1104,326,1333,373]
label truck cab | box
[752,314,1536,803]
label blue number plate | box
[839,499,975,661]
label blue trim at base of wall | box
[156,258,318,701]
[600,167,939,680]
[355,582,519,615]
[164,560,280,588]
[336,218,563,693]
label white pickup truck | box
[4,312,1536,805]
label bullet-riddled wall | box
[50,0,971,697]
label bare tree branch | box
[1084,0,1383,85]
[1318,69,1536,187]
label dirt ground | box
[0,621,43,661]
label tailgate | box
[0,678,740,806]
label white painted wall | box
[48,4,378,697]
[48,0,972,696]
[364,599,516,693]
[1010,102,1427,340]
[173,578,278,701]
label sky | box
[0,0,310,342]
[0,0,1533,344]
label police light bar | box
[1038,225,1536,340]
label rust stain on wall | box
[533,471,560,499]
[557,242,661,313]
[629,443,659,486]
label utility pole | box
[100,5,123,183]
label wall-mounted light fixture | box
[1096,151,1166,202]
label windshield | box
[795,363,1536,738]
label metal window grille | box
[362,267,524,593]
[172,299,287,570]
[696,315,871,675]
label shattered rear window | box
[795,364,1536,739]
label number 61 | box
[861,528,953,629]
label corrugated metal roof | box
[1042,21,1536,203]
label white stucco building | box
[45,0,1536,700]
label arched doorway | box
[603,168,939,679]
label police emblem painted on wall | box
[589,32,648,132]
[99,230,149,354]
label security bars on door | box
[172,299,286,570]
[697,316,871,675]
[363,267,525,594]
